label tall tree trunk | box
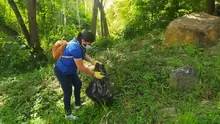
[8,0,47,66]
[98,0,109,36]
[28,0,47,62]
[99,0,104,36]
[91,0,98,36]
[60,0,66,26]
[8,0,30,43]
[206,0,215,14]
[28,0,39,49]
[76,0,81,28]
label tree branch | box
[0,23,18,36]
[8,0,30,43]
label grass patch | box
[1,33,220,123]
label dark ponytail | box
[76,32,83,44]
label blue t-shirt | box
[56,39,86,74]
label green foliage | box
[89,33,220,123]
[35,0,92,59]
[1,0,220,123]
[0,0,92,72]
[0,66,63,123]
[0,38,34,74]
[1,32,220,123]
[106,0,135,35]
[122,0,206,39]
[0,3,5,24]
[36,0,92,40]
[90,37,115,51]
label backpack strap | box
[61,41,81,59]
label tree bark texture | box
[91,0,98,36]
[28,0,47,61]
[28,0,39,49]
[98,0,109,36]
[206,0,215,14]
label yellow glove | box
[92,60,103,65]
[94,71,105,79]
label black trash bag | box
[86,63,113,104]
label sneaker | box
[65,114,78,120]
[75,102,86,109]
[75,106,80,109]
[81,102,87,105]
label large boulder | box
[169,66,199,90]
[165,12,220,47]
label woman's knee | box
[64,91,72,98]
[73,74,82,88]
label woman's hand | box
[93,71,105,79]
[92,61,103,65]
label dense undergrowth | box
[0,31,220,123]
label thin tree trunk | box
[64,0,66,26]
[98,0,109,36]
[206,0,215,14]
[8,0,30,43]
[28,0,39,49]
[91,0,98,36]
[61,0,66,26]
[76,0,80,28]
[100,0,104,36]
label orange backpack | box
[52,40,68,60]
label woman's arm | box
[84,53,94,63]
[84,53,103,65]
[74,59,105,79]
[74,59,94,75]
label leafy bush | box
[92,37,115,50]
[1,33,220,123]
[0,40,32,73]
[123,0,206,39]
